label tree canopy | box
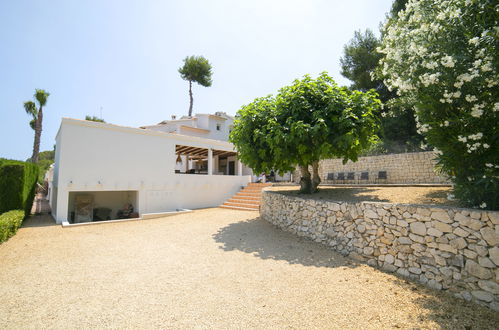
[378,0,498,209]
[230,73,381,193]
[24,89,49,163]
[340,27,423,154]
[178,55,213,117]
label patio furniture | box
[93,207,112,221]
[377,171,387,183]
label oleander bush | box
[0,210,25,243]
[377,0,498,209]
[0,160,39,216]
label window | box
[216,123,221,131]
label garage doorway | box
[68,191,138,224]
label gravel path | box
[0,208,497,329]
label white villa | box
[141,111,235,141]
[48,115,253,224]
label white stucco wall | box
[52,118,250,223]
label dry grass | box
[0,208,496,329]
[270,185,458,206]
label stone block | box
[427,228,443,237]
[433,221,453,233]
[478,257,495,268]
[478,280,499,295]
[438,244,457,254]
[453,227,469,237]
[409,234,425,244]
[364,209,378,219]
[489,247,499,266]
[480,227,498,246]
[410,222,427,236]
[465,260,492,279]
[471,290,494,302]
[449,237,467,250]
[431,211,452,223]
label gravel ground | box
[270,185,458,206]
[0,208,497,329]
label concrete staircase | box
[219,182,272,211]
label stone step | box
[232,194,260,201]
[219,205,259,211]
[227,198,259,205]
[247,183,272,187]
[242,187,266,192]
[222,202,259,209]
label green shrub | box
[0,210,25,243]
[0,160,39,216]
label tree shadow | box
[213,217,499,328]
[22,213,57,227]
[213,216,357,268]
[423,190,459,207]
[388,276,499,329]
[276,187,391,203]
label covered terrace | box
[174,144,243,176]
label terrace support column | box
[237,159,243,176]
[208,148,213,176]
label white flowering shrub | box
[378,0,498,210]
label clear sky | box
[0,0,393,161]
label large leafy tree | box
[178,55,213,117]
[378,0,498,209]
[230,73,381,194]
[24,89,50,163]
[340,28,422,153]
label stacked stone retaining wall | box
[294,151,449,184]
[261,190,499,310]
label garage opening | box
[68,191,138,224]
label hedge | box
[0,159,39,216]
[0,210,25,243]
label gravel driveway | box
[0,208,497,329]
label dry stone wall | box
[261,190,499,310]
[294,151,449,184]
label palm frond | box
[34,89,50,106]
[24,101,38,117]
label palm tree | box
[178,56,213,117]
[24,89,50,163]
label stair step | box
[248,183,272,187]
[232,195,260,201]
[223,202,259,209]
[219,205,259,211]
[242,187,265,191]
[227,198,259,205]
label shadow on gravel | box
[22,214,57,228]
[213,216,357,269]
[214,217,499,329]
[388,277,499,329]
[275,187,390,203]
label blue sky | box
[0,0,393,161]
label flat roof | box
[59,118,236,151]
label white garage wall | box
[53,119,250,223]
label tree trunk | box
[299,162,321,194]
[311,161,321,193]
[299,165,312,194]
[31,107,43,163]
[188,80,193,117]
